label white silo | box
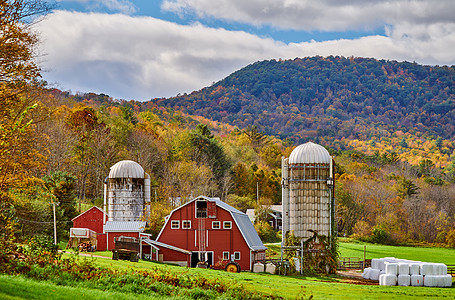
[103,160,151,222]
[281,142,334,241]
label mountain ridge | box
[149,56,454,145]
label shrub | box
[446,229,455,248]
[254,221,279,243]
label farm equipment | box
[68,228,97,252]
[224,261,241,273]
[112,236,140,262]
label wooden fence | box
[447,265,455,276]
[337,257,370,270]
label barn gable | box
[72,206,106,233]
[72,206,106,221]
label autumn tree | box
[0,0,52,236]
[65,105,111,209]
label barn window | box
[223,251,229,260]
[171,220,179,229]
[182,220,191,229]
[212,221,220,229]
[196,200,207,218]
[234,252,240,260]
[223,221,232,229]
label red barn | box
[150,196,267,271]
[71,206,146,251]
[71,206,107,250]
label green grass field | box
[2,241,454,299]
[62,245,454,300]
[338,239,455,264]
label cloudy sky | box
[36,0,455,101]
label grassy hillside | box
[3,250,453,300]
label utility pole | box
[256,181,259,205]
[52,201,57,245]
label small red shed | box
[71,206,146,251]
[152,196,267,271]
[72,206,108,250]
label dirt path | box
[59,250,112,259]
[337,270,378,285]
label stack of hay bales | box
[362,257,452,287]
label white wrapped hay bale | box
[385,262,398,275]
[378,259,386,271]
[397,274,411,286]
[424,275,436,287]
[369,269,380,281]
[411,274,423,286]
[398,263,409,275]
[265,263,276,274]
[380,274,397,286]
[441,264,448,275]
[441,274,453,287]
[362,267,371,279]
[371,259,379,270]
[379,274,385,286]
[433,263,442,275]
[253,263,264,273]
[434,275,443,287]
[433,263,447,275]
[420,264,434,276]
[409,263,420,275]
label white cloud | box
[36,11,455,100]
[161,0,454,31]
[57,0,136,14]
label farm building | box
[246,205,282,231]
[280,141,336,273]
[70,160,150,251]
[144,196,267,271]
[71,206,107,250]
[281,141,335,240]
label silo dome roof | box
[289,142,331,164]
[109,160,144,178]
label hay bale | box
[380,274,397,286]
[369,269,380,281]
[434,263,447,275]
[398,263,409,275]
[385,262,398,275]
[409,263,420,275]
[362,267,371,279]
[420,264,434,276]
[371,259,379,270]
[424,275,436,287]
[411,274,423,286]
[378,259,386,271]
[441,274,453,287]
[397,274,411,286]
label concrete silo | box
[103,160,151,223]
[281,142,334,242]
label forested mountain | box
[149,57,454,165]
